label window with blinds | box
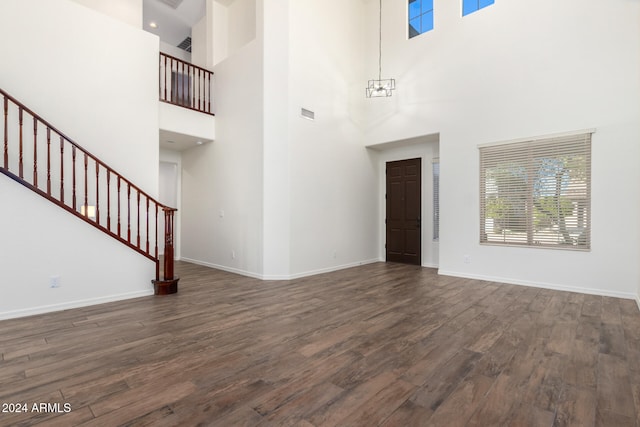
[433,160,440,241]
[479,131,592,250]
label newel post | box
[152,207,179,295]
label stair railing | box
[159,52,214,116]
[1,88,178,294]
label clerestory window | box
[408,0,434,39]
[463,0,494,17]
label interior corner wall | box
[0,0,159,318]
[180,39,264,278]
[261,0,291,279]
[208,0,255,67]
[228,0,257,55]
[364,0,640,298]
[191,14,208,67]
[287,0,379,277]
[212,0,229,66]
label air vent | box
[157,0,184,9]
[301,108,315,121]
[177,36,192,53]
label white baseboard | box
[285,259,381,280]
[636,295,640,312]
[0,289,154,321]
[180,258,265,279]
[180,257,381,281]
[438,269,637,300]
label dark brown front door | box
[386,158,421,265]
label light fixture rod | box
[366,0,395,97]
[378,0,382,82]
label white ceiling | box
[143,0,205,47]
[160,129,213,151]
[143,0,238,48]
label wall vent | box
[157,0,185,9]
[301,108,315,121]
[177,36,192,52]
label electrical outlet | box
[231,250,236,259]
[463,255,471,264]
[50,276,61,288]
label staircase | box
[1,88,179,295]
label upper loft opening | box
[143,0,256,68]
[143,0,205,60]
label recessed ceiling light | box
[149,22,158,29]
[196,141,204,145]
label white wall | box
[70,0,142,28]
[180,39,264,277]
[0,180,154,320]
[0,0,159,192]
[228,0,257,55]
[262,0,291,278]
[287,0,379,277]
[193,0,230,68]
[0,0,160,317]
[181,0,380,279]
[191,14,209,67]
[159,102,216,141]
[212,0,229,66]
[364,0,640,298]
[204,0,255,67]
[179,0,640,294]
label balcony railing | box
[159,52,214,116]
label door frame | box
[373,137,440,269]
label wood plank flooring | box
[1,261,639,426]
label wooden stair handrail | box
[1,89,161,207]
[1,88,178,294]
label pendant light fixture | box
[366,0,395,98]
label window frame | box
[462,0,494,17]
[408,0,434,39]
[432,159,440,242]
[479,130,593,251]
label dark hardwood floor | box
[1,261,639,426]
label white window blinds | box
[479,131,592,250]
